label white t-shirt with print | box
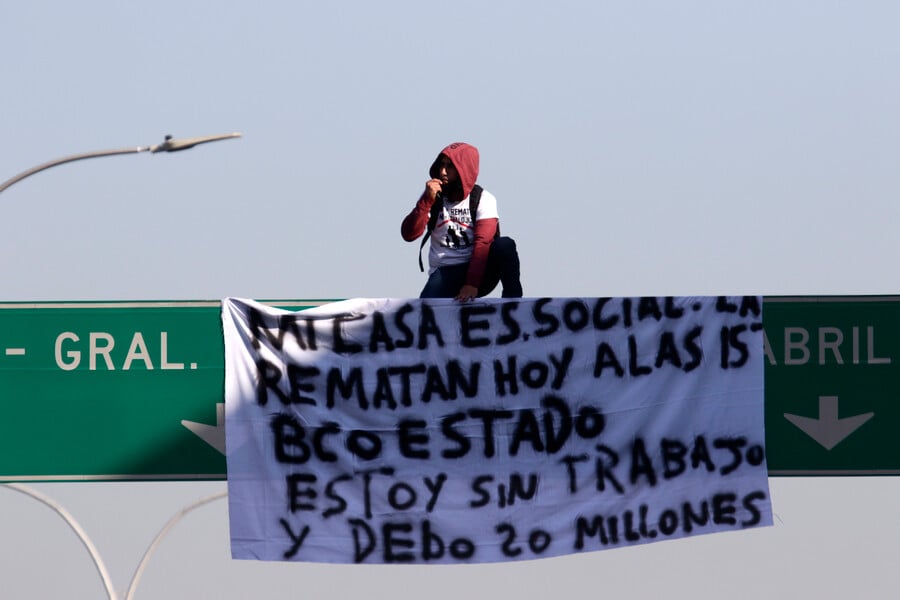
[428,189,499,273]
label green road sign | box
[0,296,897,481]
[0,300,328,482]
[764,296,900,475]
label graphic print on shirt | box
[439,206,473,249]
[426,187,497,271]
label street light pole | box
[4,483,119,600]
[123,491,227,600]
[0,132,242,195]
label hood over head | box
[429,142,479,202]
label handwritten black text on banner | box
[222,296,771,563]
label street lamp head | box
[150,132,242,153]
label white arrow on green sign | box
[784,395,874,451]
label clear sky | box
[2,1,900,598]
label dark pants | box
[420,236,523,298]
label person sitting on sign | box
[401,142,523,301]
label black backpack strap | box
[467,184,499,238]
[468,184,482,218]
[418,198,443,272]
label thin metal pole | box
[123,491,228,600]
[4,483,119,600]
[0,147,149,195]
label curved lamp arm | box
[0,132,242,195]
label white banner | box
[223,296,771,564]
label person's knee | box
[421,265,467,298]
[419,272,445,298]
[490,236,519,262]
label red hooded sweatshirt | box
[401,143,499,288]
